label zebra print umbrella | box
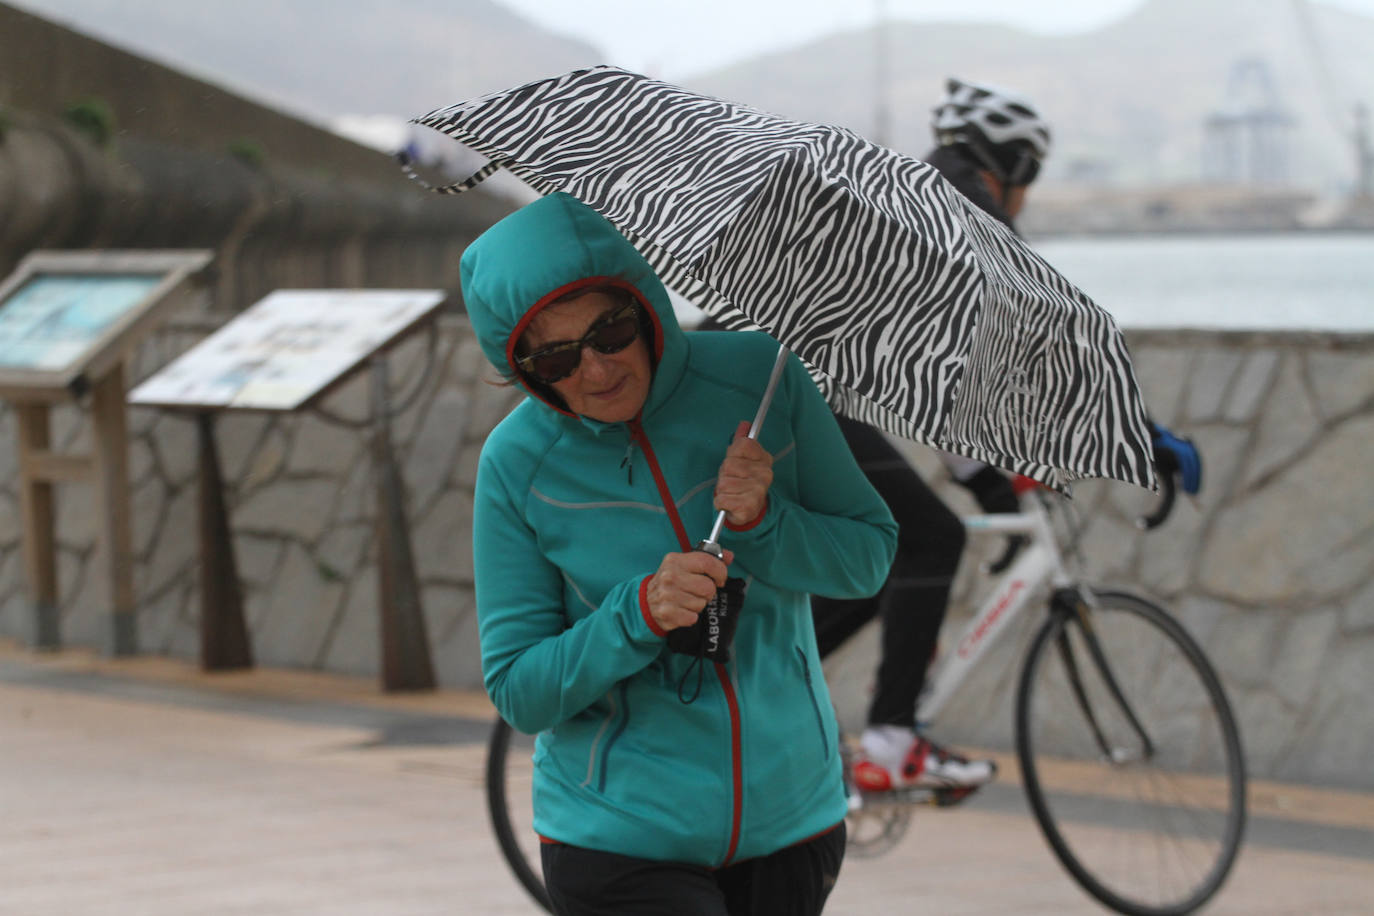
[410,66,1155,491]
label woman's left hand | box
[714,420,773,527]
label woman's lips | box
[591,378,626,399]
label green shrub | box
[62,98,116,147]
[227,138,266,169]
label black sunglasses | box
[516,302,642,384]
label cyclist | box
[814,78,1201,798]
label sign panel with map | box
[0,274,165,370]
[0,250,213,397]
[128,289,447,412]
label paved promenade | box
[2,639,1372,915]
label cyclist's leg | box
[820,418,995,792]
[811,419,889,660]
[826,416,965,729]
[812,591,882,659]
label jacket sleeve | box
[473,446,665,734]
[721,353,897,598]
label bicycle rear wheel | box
[1015,590,1246,916]
[486,717,553,913]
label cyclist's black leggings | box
[811,415,966,729]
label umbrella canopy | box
[410,66,1155,491]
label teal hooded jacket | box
[464,192,897,866]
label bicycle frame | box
[914,499,1074,726]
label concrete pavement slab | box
[1,640,1371,915]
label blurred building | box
[1203,57,1296,188]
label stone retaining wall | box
[0,324,1369,789]
[858,328,1374,790]
[0,316,518,690]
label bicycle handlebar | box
[1137,466,1177,531]
[1012,470,1180,533]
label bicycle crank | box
[844,794,913,858]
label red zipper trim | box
[628,419,691,551]
[628,418,744,867]
[715,663,744,866]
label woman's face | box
[521,291,653,423]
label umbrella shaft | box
[704,345,789,547]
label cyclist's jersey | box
[923,144,1019,234]
[464,193,897,866]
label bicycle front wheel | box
[486,717,553,913]
[1015,590,1246,916]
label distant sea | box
[671,230,1373,333]
[1035,231,1374,332]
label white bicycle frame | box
[914,498,1077,727]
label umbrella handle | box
[701,345,790,549]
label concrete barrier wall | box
[0,325,1370,789]
[1,1,514,302]
[0,2,417,188]
[0,111,511,301]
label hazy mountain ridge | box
[10,0,1372,193]
[688,0,1374,192]
[8,0,605,122]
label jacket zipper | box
[627,419,690,550]
[714,663,744,866]
[627,417,744,866]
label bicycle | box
[485,474,1247,916]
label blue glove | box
[1149,422,1202,495]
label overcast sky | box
[501,0,1374,77]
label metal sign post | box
[195,410,253,670]
[370,355,435,691]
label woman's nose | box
[579,345,615,379]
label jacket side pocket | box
[795,646,831,761]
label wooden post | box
[13,403,60,650]
[371,357,435,691]
[195,411,253,670]
[90,364,138,656]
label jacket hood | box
[459,192,687,421]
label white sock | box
[860,724,916,771]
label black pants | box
[540,823,846,916]
[811,415,966,728]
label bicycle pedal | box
[887,787,937,806]
[933,786,979,807]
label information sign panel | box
[0,274,164,370]
[128,289,447,412]
[0,250,213,397]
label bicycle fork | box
[1049,588,1156,765]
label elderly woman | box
[466,192,897,916]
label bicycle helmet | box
[932,77,1051,186]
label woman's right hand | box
[646,549,734,632]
